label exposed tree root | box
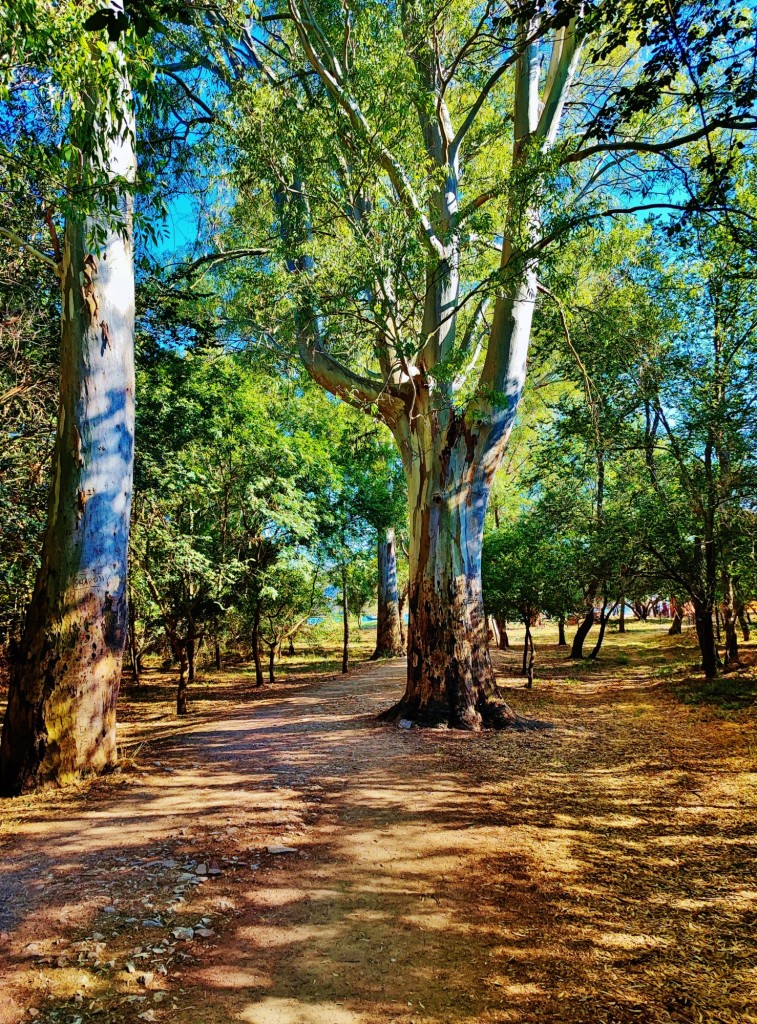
[379,693,552,731]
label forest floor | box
[1,622,756,1024]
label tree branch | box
[563,118,757,165]
[287,0,447,261]
[0,227,59,272]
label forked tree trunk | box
[571,608,595,659]
[0,69,135,795]
[589,601,617,660]
[372,528,404,658]
[379,427,534,730]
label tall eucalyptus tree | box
[222,0,756,727]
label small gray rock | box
[398,719,413,730]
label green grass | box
[674,672,757,711]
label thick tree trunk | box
[571,608,595,659]
[557,616,567,646]
[618,601,626,634]
[380,448,533,730]
[0,73,136,795]
[214,639,222,671]
[341,563,349,674]
[372,528,404,658]
[693,598,719,679]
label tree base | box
[378,693,550,732]
[370,647,404,661]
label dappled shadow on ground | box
[1,623,755,1024]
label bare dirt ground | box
[1,623,756,1024]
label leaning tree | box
[217,0,756,728]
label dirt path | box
[1,626,756,1024]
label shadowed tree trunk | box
[397,583,408,649]
[521,613,534,687]
[251,601,264,688]
[668,597,683,635]
[341,562,349,674]
[128,592,140,685]
[737,605,750,642]
[0,64,136,795]
[176,644,189,715]
[557,616,567,646]
[721,574,740,668]
[693,598,719,679]
[372,528,404,658]
[268,643,276,685]
[589,600,618,660]
[497,618,511,650]
[571,608,595,660]
[618,601,626,634]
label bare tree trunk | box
[693,598,719,679]
[524,618,534,689]
[0,66,136,795]
[268,643,276,685]
[372,527,404,658]
[737,606,750,642]
[251,602,264,688]
[128,593,140,685]
[341,562,349,674]
[397,583,408,649]
[521,614,534,687]
[487,616,500,649]
[571,608,595,659]
[557,615,567,646]
[668,597,683,635]
[589,601,617,660]
[214,639,222,670]
[618,600,626,634]
[380,446,533,731]
[186,636,196,684]
[721,574,740,667]
[176,645,189,715]
[497,618,510,650]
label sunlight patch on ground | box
[239,996,365,1024]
